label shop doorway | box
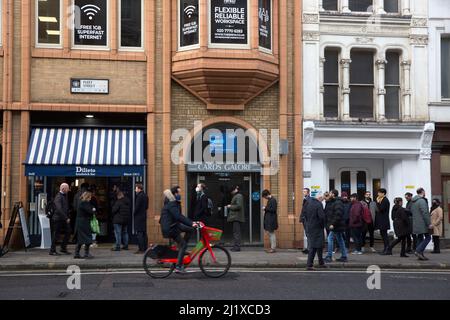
[441,177,450,239]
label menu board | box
[210,0,248,45]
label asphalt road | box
[0,268,449,300]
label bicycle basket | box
[204,227,223,241]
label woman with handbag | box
[74,191,96,259]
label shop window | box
[372,179,381,195]
[442,37,450,99]
[323,0,338,11]
[329,179,335,191]
[120,0,143,49]
[73,0,108,48]
[341,171,351,195]
[258,0,272,52]
[324,49,339,118]
[384,0,399,13]
[357,171,367,200]
[349,0,373,12]
[350,50,374,119]
[179,0,200,50]
[36,0,62,46]
[385,51,400,119]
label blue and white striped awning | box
[26,128,144,166]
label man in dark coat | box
[303,193,326,270]
[324,190,348,263]
[50,183,71,256]
[193,183,209,223]
[262,189,278,253]
[134,183,148,254]
[300,188,311,254]
[341,192,352,249]
[381,197,410,257]
[404,192,417,254]
[349,194,364,254]
[111,191,131,251]
[227,186,245,252]
[410,188,433,260]
[375,188,391,254]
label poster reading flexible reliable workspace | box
[210,0,248,45]
[74,0,108,46]
[180,0,200,48]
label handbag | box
[90,215,100,234]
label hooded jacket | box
[159,190,193,238]
[410,195,431,235]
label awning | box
[25,128,145,177]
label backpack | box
[206,197,214,217]
[361,202,373,224]
[45,200,57,219]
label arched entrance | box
[186,122,264,245]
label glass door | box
[442,178,450,239]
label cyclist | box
[159,187,197,274]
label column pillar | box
[319,0,324,12]
[402,60,412,120]
[350,171,357,195]
[376,59,387,121]
[340,58,351,120]
[341,0,351,13]
[401,0,411,15]
[374,0,386,14]
[319,57,325,118]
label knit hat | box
[341,191,348,198]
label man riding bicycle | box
[159,187,198,274]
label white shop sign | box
[71,79,109,94]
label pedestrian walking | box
[324,190,348,263]
[50,183,72,256]
[361,191,377,253]
[375,188,391,254]
[349,194,364,255]
[111,191,131,251]
[341,192,352,250]
[193,183,209,223]
[410,188,433,261]
[134,183,149,254]
[303,193,326,270]
[301,188,311,254]
[381,198,410,257]
[90,185,99,248]
[74,191,96,259]
[262,190,278,253]
[430,199,443,254]
[227,185,245,252]
[405,192,417,254]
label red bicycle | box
[143,222,231,278]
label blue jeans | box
[415,233,431,254]
[113,224,129,249]
[327,231,348,258]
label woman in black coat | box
[382,198,410,257]
[303,195,326,269]
[74,191,96,259]
[375,188,391,254]
[262,190,278,253]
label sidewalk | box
[1,245,450,271]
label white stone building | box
[302,0,434,219]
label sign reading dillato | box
[210,0,248,45]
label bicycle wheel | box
[143,249,175,279]
[199,245,231,278]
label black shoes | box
[121,246,129,250]
[336,257,348,262]
[74,254,83,259]
[414,251,429,261]
[400,254,409,258]
[49,251,60,256]
[380,251,392,256]
[111,247,120,252]
[230,247,241,252]
[60,249,71,255]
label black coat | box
[134,191,148,232]
[405,200,413,234]
[375,197,391,231]
[193,192,209,221]
[75,201,95,245]
[112,197,131,225]
[302,197,326,249]
[264,197,278,232]
[325,198,346,233]
[53,192,69,222]
[160,200,193,239]
[391,205,410,237]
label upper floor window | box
[442,37,450,99]
[385,51,400,119]
[323,0,338,11]
[324,49,339,118]
[350,50,374,118]
[349,0,373,13]
[384,0,399,13]
[120,0,143,49]
[179,0,200,50]
[36,0,62,47]
[73,0,108,48]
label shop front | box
[25,128,145,245]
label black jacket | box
[264,197,278,232]
[75,201,95,245]
[160,200,193,239]
[112,197,131,225]
[303,197,326,249]
[134,191,148,232]
[391,205,410,237]
[53,192,69,222]
[193,192,209,221]
[325,198,345,233]
[375,197,391,231]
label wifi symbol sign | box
[184,5,196,18]
[81,4,101,21]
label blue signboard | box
[252,191,260,202]
[25,165,144,177]
[209,133,237,154]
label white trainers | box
[370,247,376,253]
[91,242,98,248]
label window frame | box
[322,0,338,12]
[258,0,273,54]
[71,0,110,51]
[348,0,374,14]
[35,0,63,48]
[118,0,145,51]
[384,50,401,119]
[323,48,340,119]
[178,0,201,52]
[208,0,251,50]
[383,0,400,15]
[349,50,375,119]
[441,36,450,100]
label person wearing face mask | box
[193,183,209,223]
[134,183,149,254]
[227,185,245,252]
